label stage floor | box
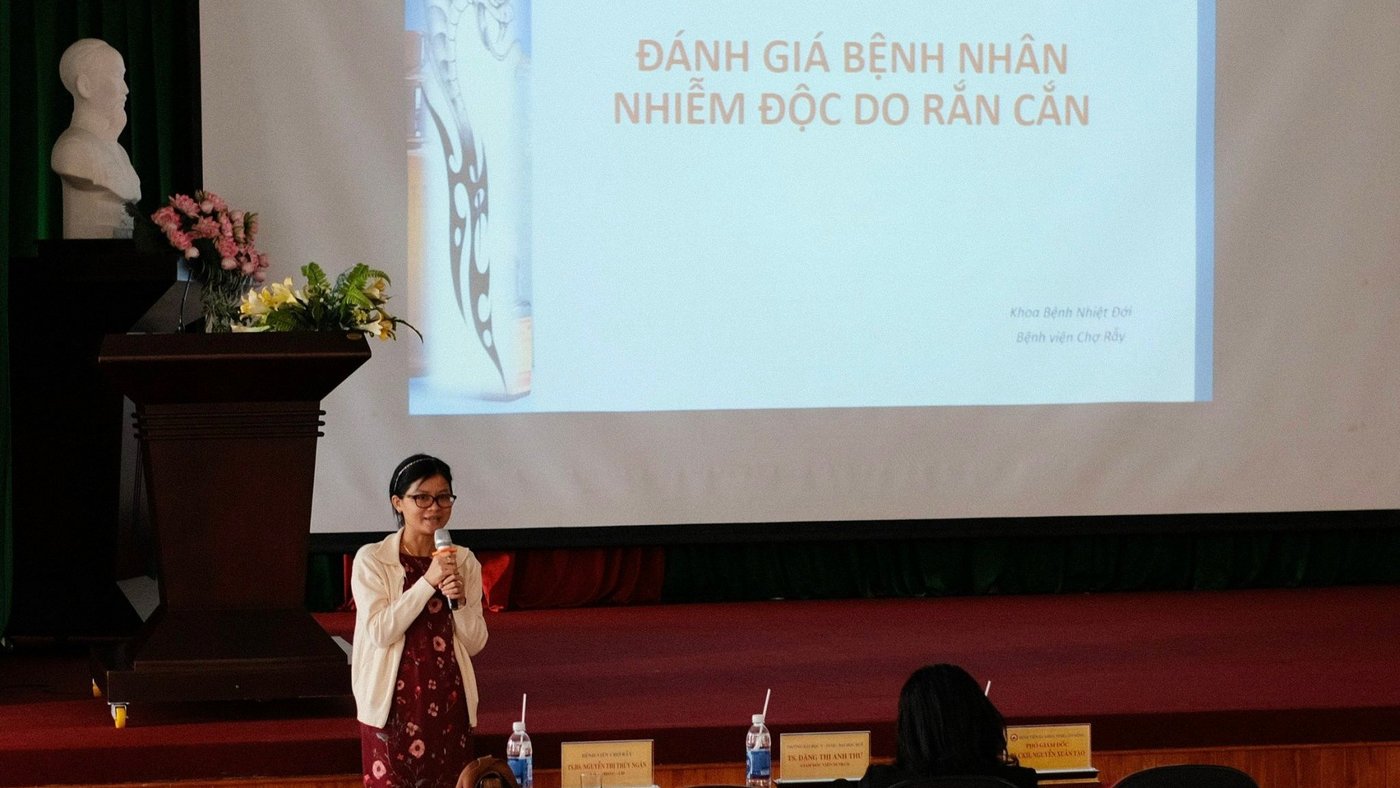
[2,586,1398,786]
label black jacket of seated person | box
[858,663,1038,788]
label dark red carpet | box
[2,586,1398,786]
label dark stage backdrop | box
[2,2,1398,637]
[0,0,200,639]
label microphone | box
[433,528,461,611]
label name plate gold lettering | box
[778,731,870,782]
[560,740,654,788]
[1006,724,1092,773]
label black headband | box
[390,456,437,494]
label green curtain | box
[0,0,199,639]
[1,0,13,641]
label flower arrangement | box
[135,192,415,340]
[146,190,270,332]
[236,262,418,341]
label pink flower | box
[173,194,199,216]
[396,679,405,691]
[432,636,447,652]
[151,193,272,285]
[166,229,193,250]
[409,739,426,758]
[371,760,387,778]
[428,598,442,614]
[427,702,439,717]
[152,206,180,230]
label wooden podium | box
[93,331,371,723]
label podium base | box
[93,609,350,705]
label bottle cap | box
[752,713,765,724]
[513,721,526,732]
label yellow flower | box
[262,278,301,307]
[240,288,269,318]
[223,263,414,340]
[357,317,385,339]
[364,277,388,302]
[357,314,396,341]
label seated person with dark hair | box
[859,664,1037,788]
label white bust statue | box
[50,38,142,239]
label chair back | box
[1113,764,1258,788]
[456,756,522,788]
[889,777,1020,788]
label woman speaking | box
[352,453,489,786]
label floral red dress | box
[361,553,473,787]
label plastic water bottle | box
[745,713,772,788]
[507,721,533,788]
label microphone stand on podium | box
[93,331,371,727]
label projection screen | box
[198,1,1400,535]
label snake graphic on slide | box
[422,0,520,391]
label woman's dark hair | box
[893,663,1015,775]
[388,453,454,525]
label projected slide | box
[406,1,1214,414]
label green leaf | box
[265,309,303,332]
[245,261,419,341]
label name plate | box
[560,740,654,788]
[1006,724,1093,773]
[778,731,870,782]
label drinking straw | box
[521,693,528,725]
[984,680,992,696]
[762,688,771,719]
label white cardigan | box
[350,528,489,727]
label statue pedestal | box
[6,240,176,638]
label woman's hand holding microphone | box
[424,548,463,609]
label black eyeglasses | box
[404,493,457,509]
